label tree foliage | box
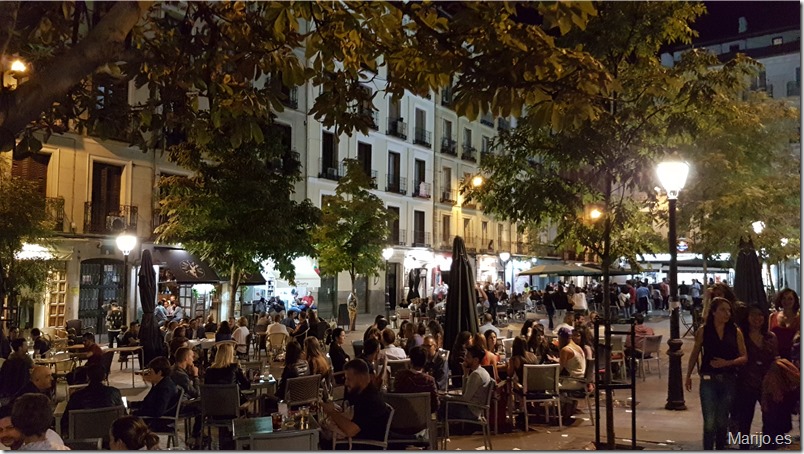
[677,94,800,264]
[0,172,54,309]
[313,159,391,295]
[466,2,757,272]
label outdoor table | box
[34,356,73,368]
[232,414,319,449]
[245,377,277,415]
[106,346,145,387]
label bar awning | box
[241,272,267,286]
[267,257,321,288]
[152,247,221,284]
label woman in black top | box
[448,331,472,388]
[685,297,747,450]
[328,328,350,380]
[277,340,309,399]
[204,343,250,403]
[215,321,232,342]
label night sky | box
[695,1,801,42]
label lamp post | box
[383,247,394,321]
[116,231,137,324]
[499,251,511,288]
[657,156,689,411]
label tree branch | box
[0,0,153,151]
[0,2,20,58]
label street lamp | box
[471,175,484,188]
[116,231,137,323]
[657,155,689,411]
[383,247,394,320]
[499,251,511,288]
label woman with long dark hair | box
[769,288,799,360]
[109,416,160,450]
[448,331,472,387]
[685,297,748,450]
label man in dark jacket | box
[132,356,179,425]
[422,335,449,391]
[60,365,123,433]
[171,347,202,444]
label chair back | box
[250,430,319,450]
[396,308,412,322]
[100,350,115,376]
[63,438,102,450]
[351,340,364,358]
[200,384,241,419]
[642,335,663,357]
[386,359,411,378]
[292,328,309,343]
[268,332,288,351]
[238,333,252,358]
[312,322,328,341]
[610,335,625,353]
[379,403,396,447]
[285,374,322,407]
[382,392,431,435]
[68,405,126,443]
[522,363,560,396]
[67,383,88,398]
[66,319,83,334]
[205,332,216,340]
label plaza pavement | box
[95,310,800,450]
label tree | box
[677,94,800,289]
[155,126,320,316]
[464,2,757,446]
[313,159,391,331]
[0,171,54,324]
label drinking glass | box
[271,412,283,430]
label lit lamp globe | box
[499,252,511,262]
[116,232,137,255]
[382,247,394,261]
[656,158,690,199]
[471,175,484,188]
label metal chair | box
[333,403,395,450]
[560,358,596,426]
[383,392,435,450]
[285,374,322,408]
[519,363,562,432]
[502,338,514,357]
[610,335,627,380]
[268,332,288,360]
[68,405,127,446]
[385,359,411,391]
[63,438,102,450]
[141,388,185,448]
[443,380,495,450]
[636,335,663,380]
[200,384,241,449]
[236,333,252,361]
[250,430,319,450]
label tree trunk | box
[702,252,708,288]
[228,264,241,321]
[0,1,153,150]
[348,271,358,331]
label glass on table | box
[271,412,283,430]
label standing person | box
[573,285,588,317]
[685,297,748,450]
[731,305,778,450]
[543,285,556,331]
[769,289,800,360]
[659,278,670,311]
[554,285,570,331]
[691,279,703,308]
[635,282,650,315]
[106,301,124,348]
[486,284,499,325]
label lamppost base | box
[665,401,687,411]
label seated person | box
[68,333,105,384]
[321,359,391,443]
[422,335,449,391]
[119,321,143,366]
[328,328,350,377]
[30,329,50,358]
[268,314,289,336]
[6,393,68,450]
[477,314,500,337]
[0,355,31,405]
[291,311,310,339]
[393,346,439,413]
[625,313,655,358]
[215,321,233,342]
[1,404,61,450]
[440,345,491,420]
[60,364,124,433]
[232,317,250,357]
[276,340,309,400]
[203,315,218,334]
[379,328,407,362]
[131,357,180,425]
[13,366,54,401]
[553,327,587,392]
[169,326,190,361]
[357,338,383,389]
[171,347,202,446]
[281,311,299,332]
[507,337,538,385]
[7,339,33,370]
[448,331,472,388]
[204,343,251,403]
[109,415,160,451]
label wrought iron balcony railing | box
[441,137,457,156]
[461,144,477,162]
[414,127,432,148]
[412,181,431,199]
[84,202,138,235]
[385,175,407,195]
[387,117,407,140]
[46,197,66,232]
[412,231,431,248]
[318,158,343,181]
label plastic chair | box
[636,335,663,380]
[519,363,562,432]
[333,403,395,450]
[560,358,596,426]
[502,338,514,356]
[268,332,288,359]
[250,430,319,450]
[200,384,241,449]
[68,405,127,446]
[141,388,185,448]
[236,333,252,361]
[443,380,495,450]
[63,438,102,450]
[285,374,322,408]
[383,392,435,450]
[385,359,411,391]
[610,335,627,380]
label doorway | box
[79,259,124,334]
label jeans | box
[700,373,736,450]
[546,307,555,330]
[731,386,760,450]
[108,331,120,348]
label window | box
[497,223,504,250]
[482,221,488,242]
[414,159,426,185]
[442,215,451,242]
[357,142,372,178]
[481,136,491,154]
[11,153,50,196]
[389,98,402,120]
[464,128,472,147]
[388,206,401,244]
[414,210,426,246]
[322,132,336,168]
[443,119,453,139]
[88,162,124,234]
[729,44,740,53]
[443,167,452,190]
[463,218,472,238]
[772,36,783,45]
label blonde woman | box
[204,342,251,402]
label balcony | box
[461,144,477,162]
[480,113,494,127]
[436,237,452,251]
[389,229,407,246]
[366,169,378,189]
[497,118,511,131]
[440,137,457,156]
[46,197,66,232]
[412,231,431,248]
[441,86,453,106]
[361,109,379,130]
[385,175,407,195]
[464,236,477,253]
[151,211,167,238]
[478,238,494,254]
[84,203,138,235]
[281,87,298,109]
[514,241,527,254]
[439,190,456,205]
[787,81,800,97]
[412,181,431,199]
[387,117,407,140]
[498,240,511,254]
[414,127,432,148]
[462,197,478,210]
[318,158,343,181]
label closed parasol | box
[444,236,479,352]
[138,249,162,364]
[734,238,768,323]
